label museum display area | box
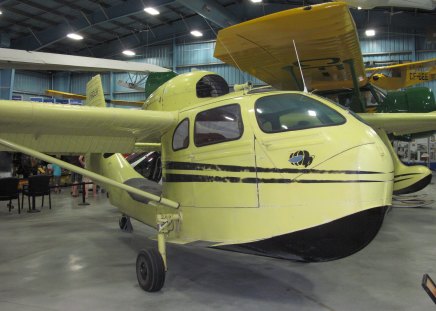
[0,0,435,310]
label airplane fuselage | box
[92,82,394,262]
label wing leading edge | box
[0,100,177,153]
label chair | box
[0,177,20,213]
[21,175,51,212]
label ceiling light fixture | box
[0,11,3,15]
[365,29,376,37]
[67,33,83,40]
[357,6,362,10]
[250,0,262,3]
[144,7,160,15]
[122,50,136,56]
[190,30,203,37]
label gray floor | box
[0,185,435,311]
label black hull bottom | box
[393,174,432,195]
[215,206,388,262]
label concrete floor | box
[0,185,435,311]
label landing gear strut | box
[136,213,181,292]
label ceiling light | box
[122,50,136,56]
[357,6,362,10]
[67,33,83,40]
[250,0,262,3]
[190,30,203,37]
[0,11,3,15]
[365,29,376,37]
[144,7,159,15]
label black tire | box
[119,216,128,230]
[136,249,165,292]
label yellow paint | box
[214,2,367,91]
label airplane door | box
[189,103,258,208]
[162,117,195,207]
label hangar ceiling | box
[0,0,435,59]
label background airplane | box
[366,58,436,90]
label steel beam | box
[176,0,239,27]
[11,0,175,51]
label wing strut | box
[0,138,179,210]
[344,58,365,112]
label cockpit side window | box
[172,118,190,151]
[255,94,346,133]
[194,104,243,147]
[196,74,230,98]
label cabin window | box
[194,104,243,147]
[255,94,346,133]
[172,118,190,151]
[196,74,229,98]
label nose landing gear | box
[135,213,181,292]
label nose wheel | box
[136,248,166,292]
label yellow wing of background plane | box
[366,58,436,90]
[0,100,177,153]
[359,112,436,136]
[214,2,367,91]
[45,89,144,108]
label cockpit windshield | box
[255,94,346,133]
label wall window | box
[255,94,346,133]
[172,118,190,151]
[194,104,243,147]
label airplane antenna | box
[293,40,308,93]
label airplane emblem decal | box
[289,150,314,168]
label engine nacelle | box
[143,71,229,111]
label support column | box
[109,72,114,107]
[172,36,177,72]
[0,69,15,100]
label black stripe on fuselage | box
[394,177,413,183]
[164,173,384,184]
[164,161,384,175]
[394,173,422,178]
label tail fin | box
[85,75,106,107]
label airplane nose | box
[217,141,394,262]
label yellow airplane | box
[1,2,436,293]
[366,58,436,90]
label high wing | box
[0,48,170,73]
[45,89,144,108]
[359,112,436,136]
[366,58,436,90]
[214,2,367,91]
[0,100,177,153]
